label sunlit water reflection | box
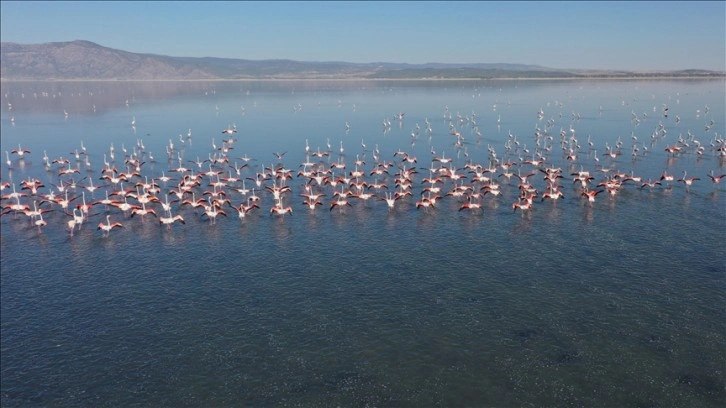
[1,79,724,407]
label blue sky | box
[1,1,724,71]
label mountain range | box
[1,40,723,80]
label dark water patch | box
[554,349,582,365]
[515,327,542,344]
[675,373,726,399]
[641,333,674,356]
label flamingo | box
[415,195,436,211]
[302,198,323,210]
[67,217,78,236]
[660,171,675,185]
[113,196,138,215]
[25,199,53,218]
[238,153,256,163]
[677,171,700,191]
[433,151,453,164]
[130,202,158,220]
[10,144,31,158]
[222,124,237,134]
[512,199,532,212]
[160,194,179,213]
[159,211,185,228]
[459,196,482,212]
[201,198,227,223]
[181,192,205,210]
[247,188,261,203]
[230,200,260,219]
[76,192,94,215]
[50,190,78,211]
[300,184,326,202]
[270,199,293,216]
[541,189,565,202]
[34,212,48,233]
[481,184,502,197]
[1,183,27,201]
[707,171,725,185]
[20,178,45,195]
[68,207,87,230]
[97,215,123,236]
[581,189,604,203]
[156,171,174,184]
[2,196,30,215]
[640,179,662,190]
[353,191,376,202]
[330,195,352,211]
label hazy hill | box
[0,40,219,80]
[1,40,723,80]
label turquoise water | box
[1,79,724,407]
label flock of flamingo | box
[1,105,725,238]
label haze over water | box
[1,79,724,407]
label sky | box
[1,1,724,71]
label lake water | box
[1,79,725,407]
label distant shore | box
[1,75,724,82]
[4,40,723,84]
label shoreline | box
[1,76,724,82]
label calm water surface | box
[1,79,725,407]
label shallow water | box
[1,79,725,407]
